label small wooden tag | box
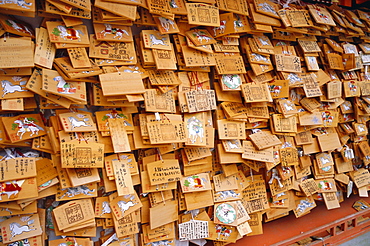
[249,130,282,150]
[108,118,131,153]
[110,192,142,220]
[60,142,104,168]
[147,120,186,144]
[112,159,134,196]
[241,83,272,103]
[67,47,91,68]
[242,141,274,162]
[1,214,42,243]
[59,112,96,132]
[217,120,246,140]
[186,3,220,27]
[99,72,145,96]
[147,159,182,185]
[53,199,95,230]
[1,98,24,111]
[299,178,319,196]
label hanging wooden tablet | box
[348,168,370,188]
[154,17,179,34]
[152,47,177,70]
[60,141,104,168]
[67,47,91,69]
[286,10,314,27]
[185,89,217,113]
[147,159,182,185]
[112,159,134,196]
[207,221,238,242]
[179,220,209,241]
[293,196,316,218]
[149,200,178,230]
[184,112,207,146]
[218,0,249,16]
[0,37,34,69]
[108,118,131,153]
[180,173,212,193]
[0,158,36,182]
[253,0,280,19]
[0,15,34,37]
[308,5,336,26]
[249,130,282,150]
[142,30,172,50]
[214,202,238,226]
[242,141,274,162]
[46,21,89,45]
[45,2,91,19]
[2,114,46,142]
[303,75,322,98]
[0,75,33,99]
[214,55,246,74]
[58,0,90,11]
[343,80,361,97]
[95,0,137,21]
[327,53,344,70]
[186,3,220,27]
[59,112,96,132]
[99,72,145,96]
[52,199,95,230]
[110,192,142,220]
[241,83,272,103]
[268,80,289,99]
[1,214,42,244]
[42,69,87,102]
[217,120,245,140]
[144,89,176,113]
[34,27,56,69]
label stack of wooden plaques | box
[0,0,370,245]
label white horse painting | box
[150,34,167,46]
[216,190,240,200]
[226,140,240,149]
[117,200,136,215]
[13,118,44,139]
[343,103,351,111]
[57,25,83,42]
[213,20,226,36]
[100,201,111,216]
[158,17,176,32]
[68,116,91,129]
[9,217,36,240]
[283,103,294,111]
[187,117,204,144]
[320,157,330,165]
[296,199,315,214]
[58,185,95,199]
[100,24,130,40]
[1,77,27,97]
[5,19,33,35]
[193,31,212,43]
[0,0,32,8]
